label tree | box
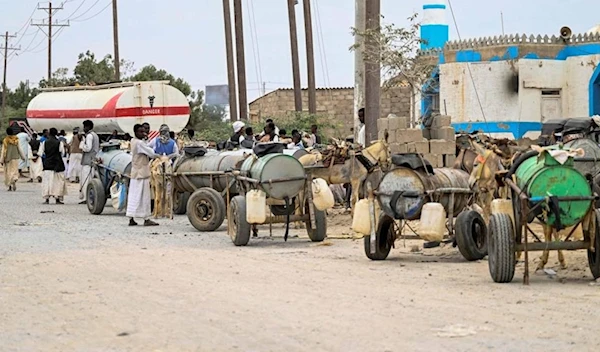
[7,81,39,109]
[73,51,115,84]
[351,14,438,123]
[38,67,76,88]
[129,65,192,97]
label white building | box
[420,1,600,138]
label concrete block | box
[431,127,456,141]
[415,140,429,154]
[387,130,397,143]
[389,143,408,155]
[424,154,444,168]
[378,129,387,141]
[396,128,423,144]
[444,154,456,167]
[433,115,452,128]
[388,116,408,131]
[422,128,431,140]
[377,118,389,133]
[406,142,416,153]
[429,140,456,155]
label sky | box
[1,0,599,103]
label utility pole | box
[32,1,69,85]
[112,0,121,81]
[233,0,248,121]
[364,0,380,145]
[354,0,366,140]
[223,0,238,122]
[302,0,317,114]
[1,32,19,124]
[287,0,302,112]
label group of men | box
[228,118,322,150]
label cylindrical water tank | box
[241,154,306,200]
[377,167,470,220]
[96,145,132,182]
[173,152,247,193]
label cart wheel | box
[364,214,394,261]
[186,188,226,232]
[305,202,327,242]
[173,192,190,215]
[229,196,251,246]
[587,209,600,279]
[455,210,488,261]
[488,213,515,283]
[87,179,107,215]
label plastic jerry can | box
[246,190,267,224]
[419,203,446,242]
[312,178,335,211]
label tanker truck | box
[26,81,191,138]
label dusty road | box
[1,180,600,352]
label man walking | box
[2,128,26,191]
[16,127,30,177]
[39,128,67,204]
[28,133,43,183]
[79,120,100,204]
[68,127,83,183]
[127,124,159,226]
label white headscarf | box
[233,121,245,133]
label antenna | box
[501,12,505,35]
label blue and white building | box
[419,1,600,139]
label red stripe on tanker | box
[26,81,191,134]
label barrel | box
[241,154,306,200]
[515,151,592,228]
[97,146,132,182]
[173,152,247,193]
[377,167,471,220]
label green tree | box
[38,67,76,88]
[73,51,115,84]
[129,65,192,97]
[7,81,39,109]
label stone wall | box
[248,86,413,134]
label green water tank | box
[515,151,592,228]
[241,154,306,200]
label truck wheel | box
[229,196,251,246]
[488,213,515,283]
[187,188,226,232]
[364,214,394,261]
[587,209,600,279]
[87,179,107,215]
[305,202,327,242]
[173,192,190,215]
[455,210,488,261]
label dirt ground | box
[2,179,600,352]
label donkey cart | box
[228,153,328,246]
[87,142,131,215]
[360,155,486,261]
[489,147,600,284]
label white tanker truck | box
[26,81,191,138]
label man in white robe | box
[79,120,100,204]
[127,124,159,226]
[16,127,30,176]
[68,127,83,182]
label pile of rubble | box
[378,115,456,168]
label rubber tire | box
[305,202,327,242]
[587,209,600,279]
[229,196,251,246]
[173,192,190,215]
[87,179,107,215]
[186,188,226,232]
[455,210,488,261]
[488,213,516,283]
[270,198,296,216]
[364,214,394,261]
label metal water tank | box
[240,154,306,200]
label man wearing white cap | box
[230,121,246,147]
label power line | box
[68,0,102,21]
[1,32,20,123]
[70,1,112,22]
[447,0,490,135]
[64,0,90,19]
[31,2,70,83]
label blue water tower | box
[421,0,449,50]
